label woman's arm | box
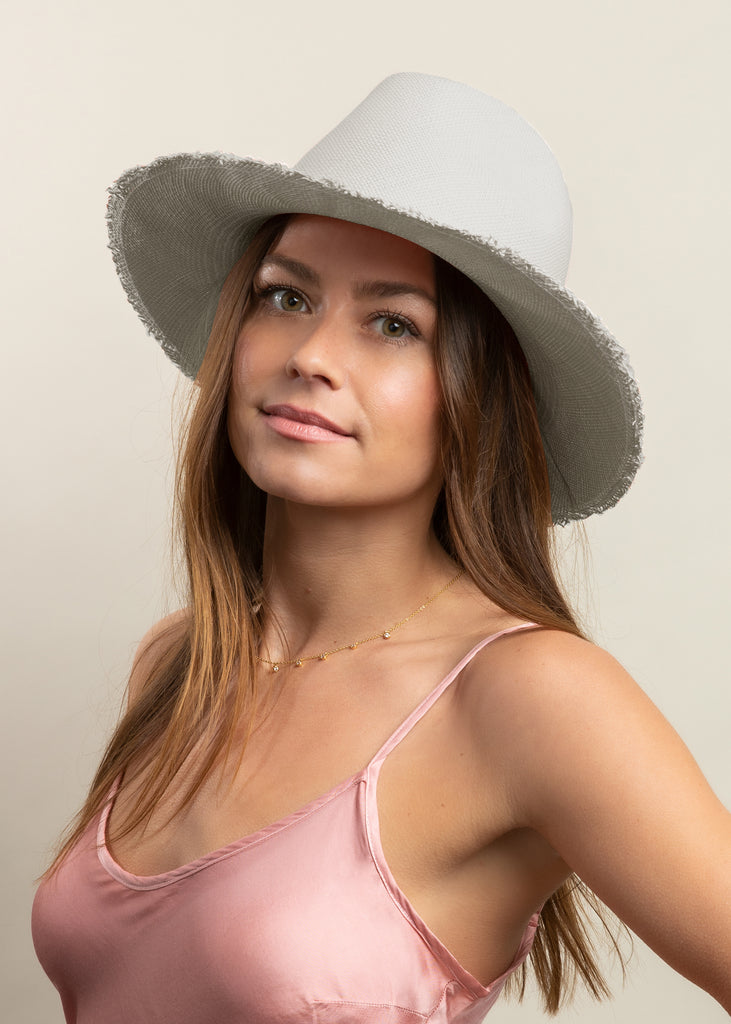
[474,630,731,1011]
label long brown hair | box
[45,214,626,1012]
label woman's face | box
[227,214,443,512]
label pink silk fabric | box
[33,625,541,1023]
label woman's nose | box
[284,314,346,389]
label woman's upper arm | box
[126,608,190,709]
[476,630,731,1010]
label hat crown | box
[294,72,573,283]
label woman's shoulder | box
[457,620,693,820]
[457,621,656,762]
[127,607,191,708]
[464,620,632,703]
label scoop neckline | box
[97,768,366,890]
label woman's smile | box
[262,403,355,443]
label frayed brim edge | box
[105,151,644,524]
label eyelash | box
[252,280,421,343]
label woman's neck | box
[258,497,457,660]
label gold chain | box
[257,569,464,673]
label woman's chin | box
[247,470,358,508]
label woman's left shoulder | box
[461,623,639,716]
[457,622,676,775]
[458,620,718,831]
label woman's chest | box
[110,659,484,878]
[106,657,548,988]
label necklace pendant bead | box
[349,643,358,650]
[382,631,391,639]
[295,659,303,668]
[318,653,327,661]
[272,664,280,673]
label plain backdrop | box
[2,1,729,1021]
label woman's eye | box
[372,315,414,339]
[262,287,307,312]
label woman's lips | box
[262,404,353,443]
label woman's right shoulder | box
[127,608,191,708]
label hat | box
[106,71,642,524]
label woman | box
[32,73,730,1021]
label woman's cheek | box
[371,366,441,457]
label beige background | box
[2,0,729,1020]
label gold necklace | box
[257,569,464,673]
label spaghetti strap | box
[367,622,540,770]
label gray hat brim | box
[107,152,643,526]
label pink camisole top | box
[32,624,541,1024]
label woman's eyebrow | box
[259,254,319,285]
[352,280,436,305]
[259,254,436,305]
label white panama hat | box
[106,71,642,524]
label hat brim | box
[107,152,643,525]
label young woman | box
[32,73,731,1022]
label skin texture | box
[117,215,731,1010]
